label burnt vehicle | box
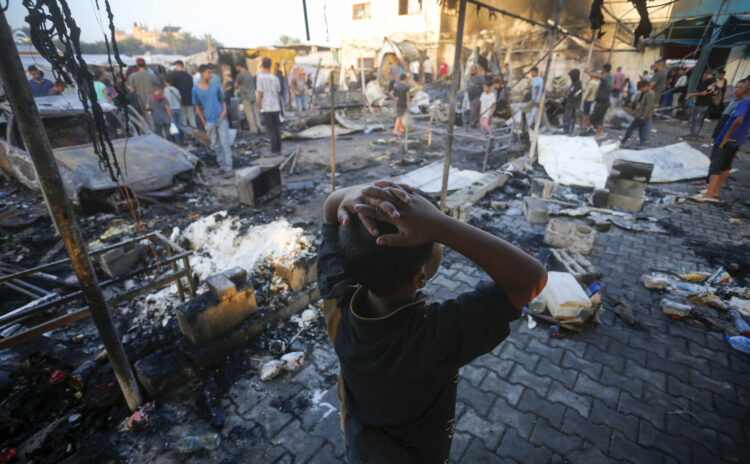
[0,96,200,208]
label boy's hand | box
[338,181,414,236]
[355,192,445,246]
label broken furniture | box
[0,232,196,350]
[604,159,654,212]
[235,165,282,207]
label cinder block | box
[235,165,282,207]
[134,350,195,398]
[606,191,644,212]
[97,244,145,278]
[221,267,247,286]
[604,159,653,213]
[522,196,549,224]
[273,255,317,292]
[548,248,602,286]
[176,286,257,345]
[543,219,596,255]
[445,171,509,218]
[591,188,609,207]
[531,178,557,199]
[205,273,237,300]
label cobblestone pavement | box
[134,120,750,463]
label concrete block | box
[205,273,237,300]
[134,350,195,398]
[591,188,609,208]
[235,165,282,207]
[273,255,317,292]
[176,286,257,345]
[490,201,507,210]
[604,159,653,213]
[544,219,596,255]
[548,248,602,287]
[522,196,549,224]
[608,159,653,182]
[222,267,248,286]
[531,178,557,199]
[606,192,644,212]
[445,171,509,218]
[97,244,145,278]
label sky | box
[6,0,349,48]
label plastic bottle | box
[172,433,221,454]
[729,309,750,336]
[725,335,750,355]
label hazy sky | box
[6,0,349,48]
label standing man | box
[390,73,410,136]
[580,72,600,133]
[672,67,688,111]
[128,57,160,126]
[502,63,511,85]
[257,57,283,157]
[190,64,201,87]
[234,62,261,134]
[192,64,233,176]
[439,60,448,79]
[612,66,625,100]
[686,68,715,139]
[388,62,399,93]
[620,80,654,147]
[290,68,308,113]
[273,63,288,112]
[705,79,749,199]
[585,63,614,141]
[170,60,197,129]
[649,60,667,106]
[562,69,582,135]
[467,65,484,129]
[423,56,433,84]
[410,59,421,83]
[525,66,549,131]
[27,66,53,97]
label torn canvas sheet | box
[389,161,485,194]
[537,135,609,188]
[283,112,383,139]
[602,142,710,183]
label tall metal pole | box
[330,71,336,191]
[302,0,311,42]
[439,0,467,213]
[0,11,142,411]
[528,0,562,160]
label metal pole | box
[440,0,467,213]
[585,29,597,70]
[0,11,142,411]
[309,58,323,109]
[330,71,336,191]
[607,23,618,64]
[302,0,311,42]
[529,0,562,160]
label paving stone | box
[457,380,497,416]
[547,336,587,357]
[638,419,692,463]
[516,388,566,428]
[489,397,540,439]
[547,380,592,418]
[688,369,737,401]
[497,428,554,463]
[560,351,603,381]
[562,408,612,456]
[456,408,505,450]
[479,371,525,407]
[271,419,326,464]
[609,429,666,464]
[307,441,345,464]
[665,413,719,452]
[497,342,540,368]
[617,390,664,429]
[666,374,712,407]
[473,355,515,377]
[607,338,647,367]
[589,399,639,441]
[524,337,564,364]
[529,417,584,456]
[624,359,666,391]
[600,365,645,399]
[666,347,709,373]
[584,344,626,374]
[574,372,620,408]
[448,432,472,463]
[717,432,747,463]
[507,363,551,398]
[534,358,578,389]
[691,442,723,464]
[460,364,489,388]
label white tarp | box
[538,135,609,188]
[389,161,485,194]
[538,136,711,187]
[602,142,710,183]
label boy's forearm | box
[433,216,547,308]
[323,186,358,224]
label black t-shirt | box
[696,77,716,107]
[169,70,194,106]
[317,224,520,464]
[393,81,410,109]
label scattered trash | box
[724,335,750,355]
[268,339,286,356]
[674,281,705,295]
[688,293,727,311]
[614,300,636,326]
[729,218,741,225]
[678,272,710,283]
[729,297,750,317]
[661,299,692,318]
[709,267,733,287]
[527,314,538,329]
[201,376,224,429]
[281,351,305,371]
[539,272,593,319]
[259,360,284,381]
[729,308,750,336]
[171,433,221,454]
[0,448,17,464]
[549,325,565,338]
[641,274,669,290]
[49,370,65,384]
[124,402,154,431]
[68,413,82,424]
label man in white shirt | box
[423,57,433,84]
[410,60,421,83]
[256,57,283,156]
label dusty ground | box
[1,104,749,463]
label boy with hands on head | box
[318,181,547,463]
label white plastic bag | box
[169,122,179,135]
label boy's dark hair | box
[173,60,184,67]
[603,63,612,72]
[338,190,437,297]
[530,66,538,73]
[94,69,104,80]
[637,80,649,89]
[198,64,210,73]
[164,75,173,84]
[262,57,272,69]
[400,73,407,81]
